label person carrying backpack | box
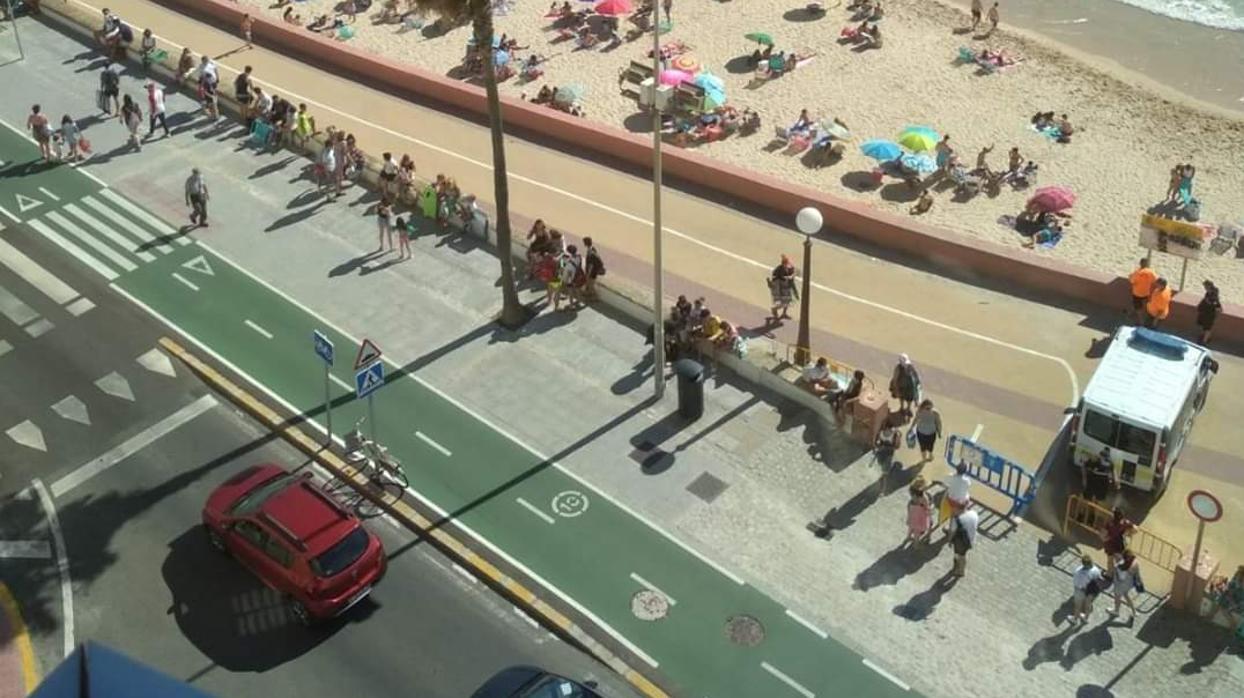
[950,508,978,578]
[99,63,121,116]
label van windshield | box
[1083,409,1156,461]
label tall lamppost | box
[793,207,822,366]
[650,9,666,398]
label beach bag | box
[905,425,917,450]
[1133,568,1145,595]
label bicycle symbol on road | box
[551,490,590,518]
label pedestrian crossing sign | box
[355,361,384,399]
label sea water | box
[1112,0,1244,31]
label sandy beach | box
[238,0,1244,301]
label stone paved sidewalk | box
[72,71,1244,697]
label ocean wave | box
[1112,0,1244,31]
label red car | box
[202,463,386,624]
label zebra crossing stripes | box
[44,210,139,273]
[62,203,157,262]
[0,237,95,317]
[97,189,190,245]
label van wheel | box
[290,600,312,626]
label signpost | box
[354,341,384,443]
[1185,489,1223,608]
[1137,214,1215,290]
[312,330,335,446]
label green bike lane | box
[0,124,103,222]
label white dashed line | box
[37,187,60,201]
[761,662,814,698]
[244,319,273,339]
[452,563,478,584]
[784,608,828,640]
[629,573,677,606]
[0,540,52,559]
[863,659,911,691]
[516,497,555,525]
[415,430,452,457]
[171,272,200,291]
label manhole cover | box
[631,590,669,621]
[725,614,765,646]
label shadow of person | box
[1050,594,1077,627]
[854,537,946,591]
[1022,623,1077,670]
[892,572,959,621]
[1061,621,1115,671]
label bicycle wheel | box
[382,459,409,489]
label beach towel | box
[1033,229,1062,248]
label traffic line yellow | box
[0,582,41,694]
[157,337,670,698]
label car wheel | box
[205,525,227,554]
[290,600,312,626]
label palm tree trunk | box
[473,6,529,328]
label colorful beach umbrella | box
[555,84,586,103]
[899,152,937,175]
[659,69,693,85]
[671,54,700,73]
[744,32,774,46]
[693,72,724,92]
[897,130,938,153]
[1027,186,1077,213]
[594,0,633,15]
[860,139,902,161]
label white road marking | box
[0,282,41,327]
[51,395,91,426]
[970,424,984,442]
[44,210,138,272]
[27,219,118,280]
[112,261,668,670]
[6,420,46,452]
[0,540,52,559]
[31,480,74,658]
[629,573,677,605]
[0,206,18,223]
[94,371,134,401]
[182,255,214,275]
[98,189,189,244]
[50,394,218,497]
[0,339,11,359]
[15,194,42,212]
[81,195,168,253]
[244,319,274,339]
[452,563,478,584]
[863,658,911,692]
[784,608,829,640]
[329,373,353,392]
[513,605,541,629]
[415,430,452,456]
[516,497,555,525]
[63,203,157,262]
[761,662,815,698]
[171,272,199,291]
[0,237,89,309]
[37,187,60,202]
[65,298,95,316]
[136,347,177,377]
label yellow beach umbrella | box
[897,129,938,152]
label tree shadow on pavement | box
[854,538,946,591]
[1135,602,1241,675]
[892,572,959,621]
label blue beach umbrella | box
[860,139,903,161]
[899,152,937,174]
[693,72,725,93]
[494,49,511,66]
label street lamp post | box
[650,9,666,398]
[793,207,822,366]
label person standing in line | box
[905,477,933,546]
[889,354,921,415]
[235,65,255,123]
[240,13,254,49]
[986,2,1000,33]
[59,115,83,162]
[26,105,53,161]
[145,81,169,139]
[294,103,317,149]
[1100,508,1134,574]
[185,168,209,227]
[317,136,337,199]
[969,0,983,30]
[583,236,605,301]
[376,197,394,252]
[1197,280,1221,345]
[911,399,943,462]
[394,216,412,260]
[949,508,978,577]
[120,95,143,151]
[331,131,349,198]
[1109,550,1142,620]
[99,62,121,116]
[1072,555,1104,624]
[379,152,399,200]
[1144,277,1172,329]
[768,254,797,322]
[1128,258,1157,325]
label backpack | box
[101,69,119,90]
[951,521,972,555]
[118,23,134,43]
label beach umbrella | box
[671,54,700,73]
[659,69,693,85]
[493,49,511,66]
[702,89,726,109]
[744,32,774,46]
[860,139,903,161]
[899,152,937,175]
[1027,185,1077,213]
[819,119,850,140]
[897,130,938,153]
[693,72,725,92]
[555,84,586,103]
[594,0,633,14]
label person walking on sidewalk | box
[583,237,606,301]
[767,255,797,322]
[1072,555,1104,624]
[394,216,413,260]
[949,508,978,577]
[889,354,921,415]
[99,62,121,116]
[26,105,53,161]
[240,13,255,49]
[1109,550,1142,621]
[1197,280,1221,345]
[911,399,943,463]
[1128,258,1156,325]
[185,168,209,227]
[145,81,169,139]
[120,95,143,151]
[376,197,394,252]
[905,477,933,546]
[59,115,84,162]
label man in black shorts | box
[99,63,121,116]
[235,65,255,122]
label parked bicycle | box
[343,417,410,489]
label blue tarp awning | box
[31,642,215,698]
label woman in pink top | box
[906,477,933,545]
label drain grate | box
[725,614,765,646]
[632,590,670,621]
[686,472,729,503]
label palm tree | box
[411,0,530,328]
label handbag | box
[905,426,917,449]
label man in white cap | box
[145,81,169,139]
[185,168,209,227]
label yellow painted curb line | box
[0,583,40,694]
[157,337,670,698]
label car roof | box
[260,479,357,556]
[1082,326,1209,428]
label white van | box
[1070,326,1216,495]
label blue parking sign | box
[313,330,334,366]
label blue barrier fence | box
[944,435,1038,517]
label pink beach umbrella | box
[594,0,633,15]
[1027,185,1077,213]
[659,69,693,85]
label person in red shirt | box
[1100,508,1135,574]
[1128,258,1156,324]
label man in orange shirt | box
[1129,258,1157,324]
[1144,277,1172,329]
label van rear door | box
[1078,407,1159,491]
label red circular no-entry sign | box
[1187,489,1223,523]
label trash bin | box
[673,358,706,420]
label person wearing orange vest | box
[1128,258,1157,324]
[1144,277,1172,329]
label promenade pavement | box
[4,7,1244,698]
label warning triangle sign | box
[354,338,382,369]
[182,255,215,276]
[16,194,42,213]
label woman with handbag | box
[889,354,921,415]
[1109,550,1141,620]
[911,399,943,463]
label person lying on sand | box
[910,189,934,215]
[1056,114,1075,142]
[870,0,884,20]
[534,84,554,104]
[862,23,882,49]
[1031,111,1054,130]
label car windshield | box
[310,526,369,578]
[521,676,599,698]
[228,474,295,516]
